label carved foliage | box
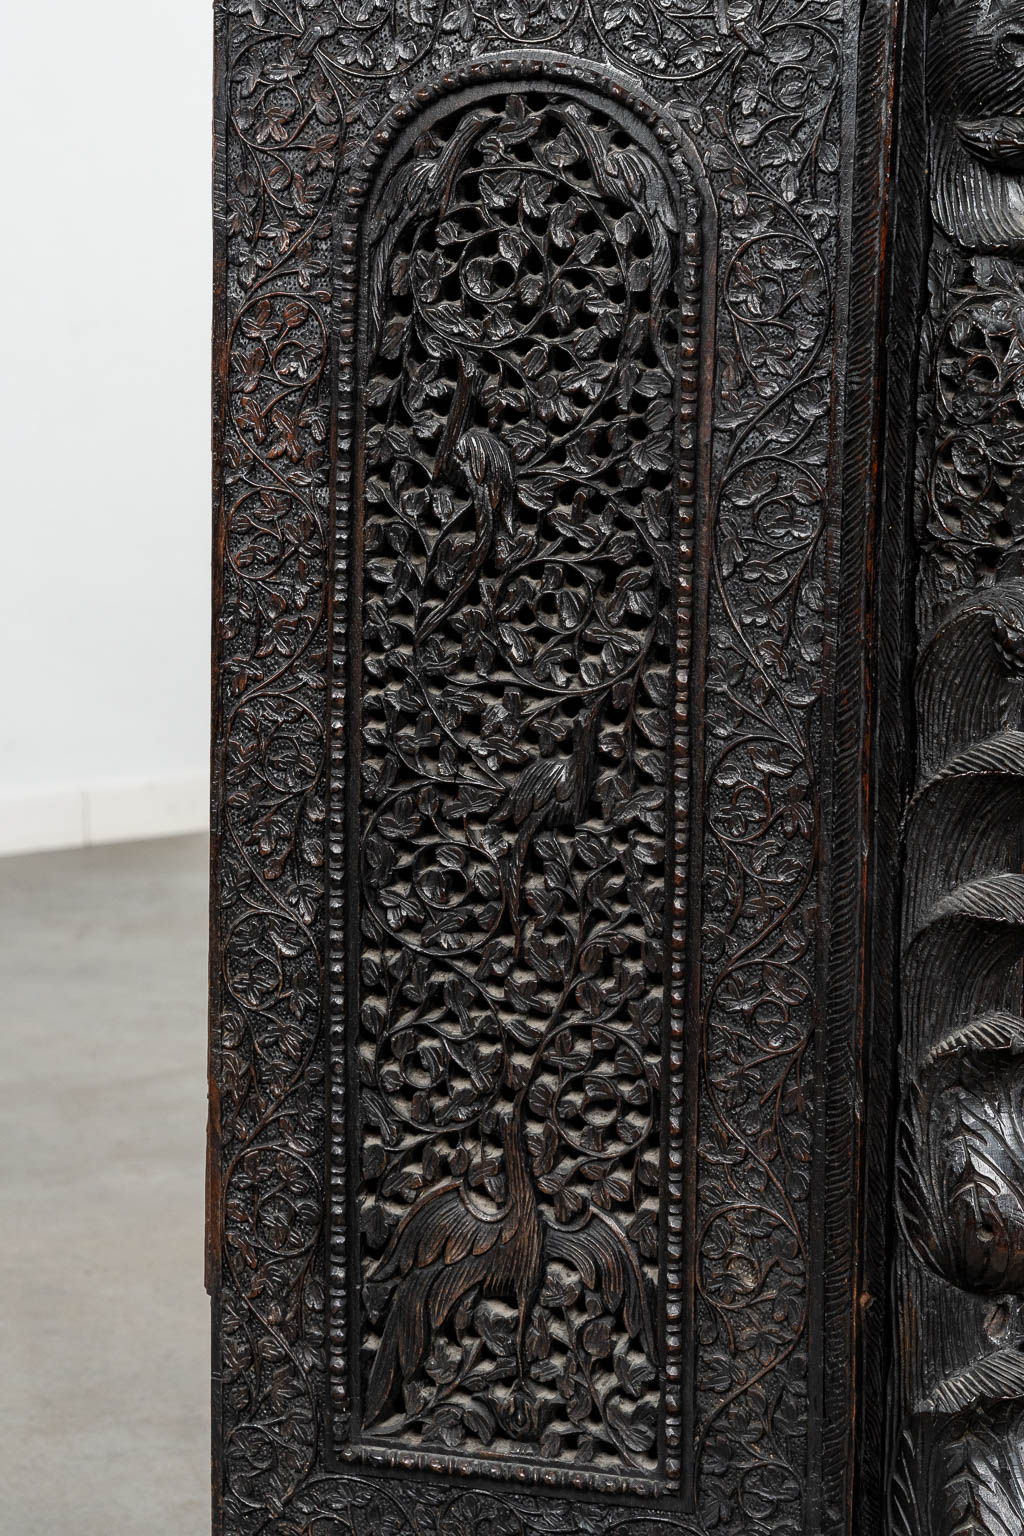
[917,254,1024,628]
[899,1015,1024,1296]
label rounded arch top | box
[328,43,713,1496]
[341,50,716,238]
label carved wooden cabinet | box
[207,0,1024,1530]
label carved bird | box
[362,1088,654,1428]
[501,692,605,954]
[957,115,1024,172]
[416,360,517,649]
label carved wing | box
[364,1182,513,1426]
[957,115,1024,171]
[372,1180,511,1281]
[543,1208,656,1362]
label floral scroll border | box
[210,0,865,1532]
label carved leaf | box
[926,1348,1024,1414]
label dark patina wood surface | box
[207,0,1024,1531]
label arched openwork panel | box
[327,78,704,1498]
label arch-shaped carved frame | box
[324,55,714,1501]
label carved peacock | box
[416,357,607,954]
[415,356,516,650]
[500,691,605,957]
[363,1078,655,1427]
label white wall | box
[0,3,212,854]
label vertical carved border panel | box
[209,2,897,1533]
[889,0,1024,1529]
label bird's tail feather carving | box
[545,1210,656,1363]
[363,1265,435,1427]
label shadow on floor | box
[0,834,209,1536]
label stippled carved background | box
[210,0,882,1531]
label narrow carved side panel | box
[893,0,1024,1524]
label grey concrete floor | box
[0,835,209,1535]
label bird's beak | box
[956,115,1024,171]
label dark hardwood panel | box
[206,0,938,1529]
